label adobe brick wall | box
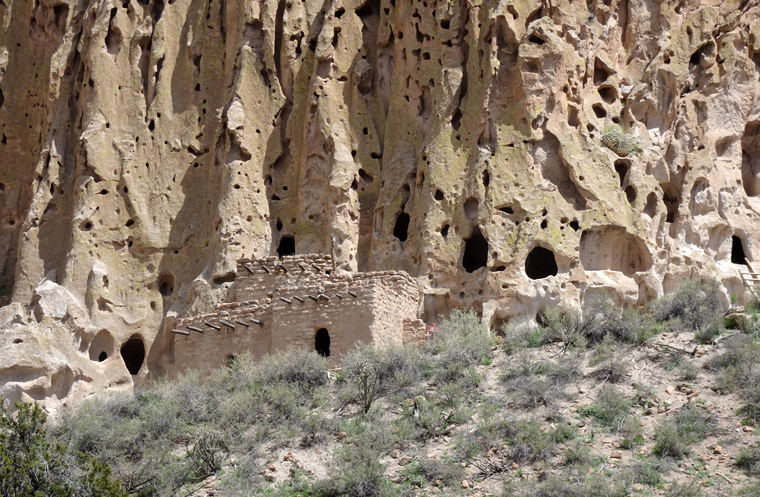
[168,255,423,372]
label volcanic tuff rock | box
[1,0,760,409]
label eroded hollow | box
[88,329,114,362]
[732,235,747,265]
[394,212,410,242]
[462,227,488,273]
[277,236,295,257]
[315,328,330,357]
[120,336,145,375]
[158,273,174,297]
[525,246,558,280]
[580,226,652,275]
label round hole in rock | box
[462,227,488,273]
[277,236,295,257]
[88,329,114,362]
[525,246,558,279]
[158,273,174,297]
[732,235,747,265]
[393,212,410,242]
[315,328,330,357]
[434,189,444,201]
[120,336,145,375]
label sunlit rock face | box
[1,0,760,409]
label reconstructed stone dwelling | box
[169,255,425,372]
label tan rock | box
[1,0,760,410]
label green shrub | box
[652,406,715,458]
[540,308,602,348]
[254,348,329,388]
[665,481,703,497]
[522,474,627,497]
[651,279,727,338]
[410,457,464,487]
[503,353,579,408]
[427,310,492,384]
[735,446,760,475]
[589,297,658,344]
[0,401,126,497]
[502,319,544,353]
[578,386,631,430]
[319,415,393,497]
[601,124,640,157]
[624,458,668,487]
[509,420,556,462]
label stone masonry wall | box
[167,256,422,371]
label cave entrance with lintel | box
[315,328,330,357]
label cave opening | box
[732,235,747,265]
[525,246,558,280]
[462,227,488,273]
[393,212,410,242]
[158,273,174,297]
[277,236,295,257]
[120,336,145,375]
[315,328,330,357]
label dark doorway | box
[315,328,330,357]
[393,212,410,242]
[525,246,558,279]
[120,336,145,375]
[732,235,747,265]
[462,227,488,273]
[98,351,107,362]
[277,236,295,257]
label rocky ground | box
[229,332,759,497]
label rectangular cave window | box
[732,235,747,265]
[315,328,330,357]
[277,236,295,257]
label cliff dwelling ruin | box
[169,254,426,372]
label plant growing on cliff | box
[601,124,640,157]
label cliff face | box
[1,0,760,409]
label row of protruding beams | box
[244,262,325,275]
[278,290,358,305]
[172,317,264,335]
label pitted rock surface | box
[1,0,760,410]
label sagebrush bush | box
[519,474,627,497]
[578,386,631,431]
[426,310,492,385]
[589,297,657,344]
[736,446,760,475]
[665,482,703,497]
[651,278,727,338]
[503,353,579,408]
[540,308,602,347]
[652,406,715,458]
[413,457,464,486]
